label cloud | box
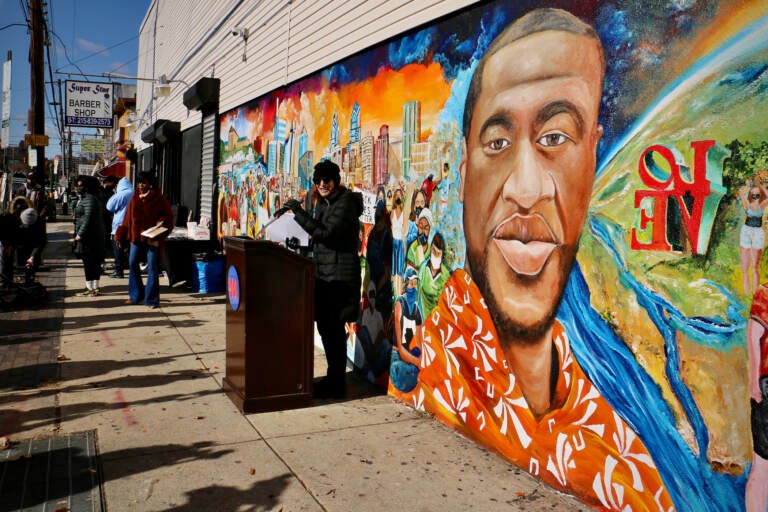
[77,38,109,56]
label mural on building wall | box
[217,1,768,509]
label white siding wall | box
[133,0,479,150]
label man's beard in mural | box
[468,244,575,349]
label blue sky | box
[0,0,152,156]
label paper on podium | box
[264,213,310,247]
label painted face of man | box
[460,30,604,345]
[417,218,431,246]
[414,192,426,210]
[430,244,443,271]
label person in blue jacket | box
[106,177,134,278]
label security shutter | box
[199,112,218,224]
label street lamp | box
[102,72,188,97]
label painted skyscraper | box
[298,127,308,161]
[330,110,340,149]
[375,124,390,186]
[402,100,421,180]
[350,102,360,143]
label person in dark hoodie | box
[73,175,107,296]
[282,160,363,398]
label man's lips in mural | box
[492,214,559,277]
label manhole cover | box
[0,430,104,511]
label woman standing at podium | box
[282,160,364,399]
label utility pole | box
[1,50,10,174]
[29,0,45,181]
[57,78,65,184]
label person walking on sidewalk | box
[106,177,133,278]
[0,203,42,286]
[16,207,46,284]
[116,171,173,309]
[99,175,118,272]
[281,160,364,398]
[73,175,107,296]
[24,171,48,268]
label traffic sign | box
[24,133,49,146]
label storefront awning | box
[96,160,126,178]
[141,119,180,144]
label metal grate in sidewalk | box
[0,430,104,512]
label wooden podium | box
[222,236,314,413]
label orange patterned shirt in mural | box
[390,269,674,511]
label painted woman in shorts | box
[740,181,768,296]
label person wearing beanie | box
[20,208,37,226]
[279,160,364,398]
[24,172,48,268]
[16,207,46,283]
[73,175,107,296]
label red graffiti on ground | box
[99,331,116,347]
[113,389,140,427]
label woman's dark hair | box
[76,175,100,194]
[431,231,445,252]
[137,171,158,188]
[408,188,428,222]
[372,200,392,237]
[313,160,341,186]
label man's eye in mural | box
[537,132,570,147]
[487,138,510,152]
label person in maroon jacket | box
[116,171,173,309]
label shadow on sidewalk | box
[1,386,223,433]
[0,351,223,394]
[155,474,294,512]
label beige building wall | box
[132,0,480,151]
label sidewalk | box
[0,220,586,511]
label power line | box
[0,22,28,32]
[48,29,86,78]
[18,0,28,22]
[64,35,138,67]
[43,14,63,145]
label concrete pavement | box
[0,219,587,511]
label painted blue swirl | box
[557,217,745,511]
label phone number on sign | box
[65,116,112,127]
